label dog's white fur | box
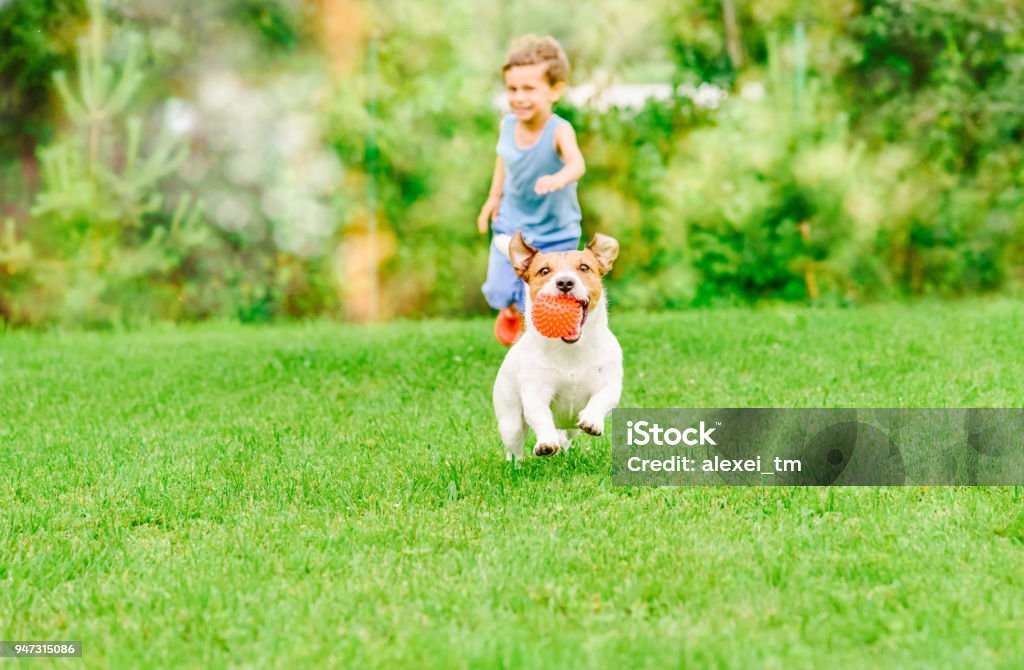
[492,232,623,461]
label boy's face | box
[504,63,565,123]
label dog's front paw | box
[533,441,561,457]
[577,413,604,436]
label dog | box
[492,230,623,461]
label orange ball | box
[531,294,583,339]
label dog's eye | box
[538,267,550,276]
[579,264,590,272]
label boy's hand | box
[477,196,500,234]
[534,174,567,195]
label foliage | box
[1,0,1023,326]
[0,0,86,157]
[1,0,208,326]
[1,0,347,327]
[329,0,1022,316]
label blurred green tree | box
[5,0,207,326]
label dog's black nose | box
[556,277,575,293]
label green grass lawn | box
[3,299,1024,668]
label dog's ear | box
[585,233,619,275]
[508,230,538,279]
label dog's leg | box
[578,379,622,437]
[558,429,580,451]
[522,391,561,456]
[499,415,525,462]
[494,376,525,462]
[493,366,526,461]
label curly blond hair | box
[502,34,570,86]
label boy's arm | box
[534,123,586,195]
[477,156,505,233]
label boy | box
[478,34,586,345]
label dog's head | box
[508,231,619,344]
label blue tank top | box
[493,113,582,246]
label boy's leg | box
[482,238,519,310]
[512,277,526,314]
[481,239,524,345]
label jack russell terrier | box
[492,230,623,461]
